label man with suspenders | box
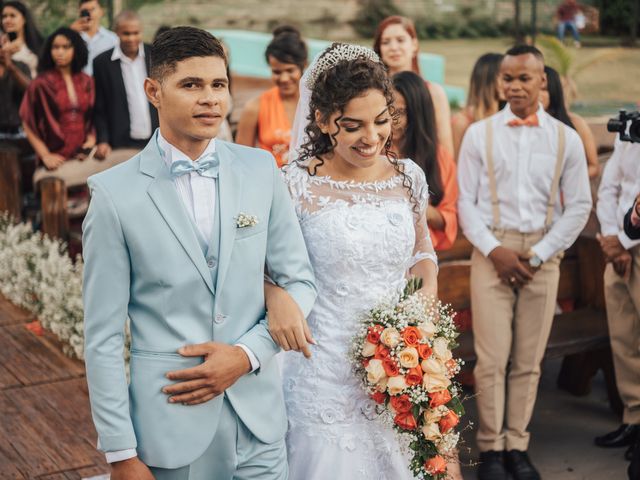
[458,45,592,480]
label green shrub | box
[350,0,401,38]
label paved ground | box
[459,358,630,479]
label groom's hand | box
[110,457,154,480]
[163,342,251,406]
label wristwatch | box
[528,249,543,268]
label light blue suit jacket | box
[82,137,316,469]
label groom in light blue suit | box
[82,27,316,479]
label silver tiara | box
[305,43,382,90]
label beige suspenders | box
[485,118,566,232]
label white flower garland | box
[0,214,129,361]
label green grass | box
[420,37,640,108]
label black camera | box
[607,110,640,143]
[80,8,91,19]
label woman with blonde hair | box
[374,15,454,155]
[451,53,504,161]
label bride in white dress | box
[264,44,451,479]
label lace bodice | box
[281,159,437,479]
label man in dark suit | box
[93,10,158,161]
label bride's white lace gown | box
[281,159,438,480]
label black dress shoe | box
[504,450,541,480]
[595,424,639,448]
[477,450,508,480]
[629,439,640,480]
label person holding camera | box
[595,137,640,464]
[71,0,117,76]
[1,1,42,79]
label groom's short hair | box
[150,26,227,81]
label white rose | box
[376,376,388,392]
[386,375,408,395]
[417,320,437,339]
[421,357,447,376]
[365,359,387,384]
[380,327,402,348]
[424,406,448,424]
[422,422,441,442]
[432,337,453,362]
[422,372,451,393]
[398,347,419,368]
[361,341,377,357]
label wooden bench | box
[438,232,622,413]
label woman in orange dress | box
[451,53,504,161]
[236,25,306,167]
[391,71,458,252]
[374,16,453,156]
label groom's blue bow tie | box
[170,152,220,179]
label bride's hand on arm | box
[264,281,316,358]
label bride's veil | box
[289,44,382,163]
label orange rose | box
[406,366,423,386]
[371,391,387,404]
[374,343,390,360]
[401,326,422,347]
[417,343,433,360]
[394,412,417,430]
[424,455,447,475]
[429,389,452,408]
[382,357,400,377]
[367,325,384,344]
[389,394,412,413]
[438,410,460,433]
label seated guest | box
[451,53,504,161]
[236,25,307,166]
[391,71,458,251]
[0,47,30,139]
[1,1,43,78]
[19,27,98,188]
[70,0,117,76]
[596,138,640,462]
[93,10,158,160]
[374,15,453,155]
[540,65,599,178]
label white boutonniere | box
[235,212,259,228]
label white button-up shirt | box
[81,26,118,75]
[111,43,152,140]
[105,132,258,464]
[597,139,640,249]
[457,104,592,261]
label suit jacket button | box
[214,313,225,324]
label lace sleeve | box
[281,163,308,218]
[405,160,438,270]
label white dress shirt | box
[111,43,152,140]
[597,139,640,249]
[105,132,259,464]
[457,104,592,261]
[81,26,118,76]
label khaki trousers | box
[472,230,561,452]
[33,148,139,188]
[604,246,640,425]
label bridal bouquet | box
[352,278,464,479]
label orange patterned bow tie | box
[507,114,539,127]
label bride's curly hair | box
[297,55,418,211]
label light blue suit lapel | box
[215,141,243,292]
[140,140,215,296]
